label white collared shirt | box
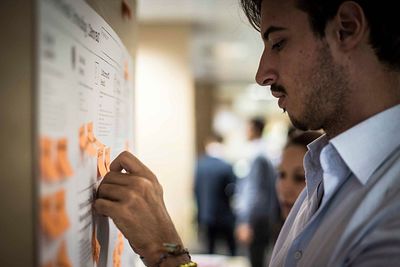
[306,104,400,208]
[270,104,400,267]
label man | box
[194,133,236,256]
[95,1,400,266]
[235,118,280,267]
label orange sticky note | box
[97,148,108,178]
[124,61,129,81]
[41,194,64,238]
[55,190,70,234]
[92,227,101,264]
[57,138,73,178]
[105,147,111,172]
[40,137,60,181]
[113,232,124,267]
[85,122,98,157]
[57,240,72,267]
[113,255,121,267]
[87,122,96,143]
[95,139,105,149]
[79,125,88,151]
[41,190,70,239]
[86,143,97,157]
[118,232,124,251]
[41,195,57,237]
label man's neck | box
[325,67,400,139]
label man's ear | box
[331,1,368,50]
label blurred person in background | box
[194,133,237,256]
[235,117,280,267]
[276,131,322,220]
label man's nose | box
[255,50,277,86]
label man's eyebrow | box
[263,26,287,40]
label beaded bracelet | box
[155,243,197,267]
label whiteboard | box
[37,0,137,266]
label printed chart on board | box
[37,0,136,266]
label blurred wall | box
[135,23,196,246]
[0,1,34,266]
[195,82,216,156]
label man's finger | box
[110,151,155,181]
[97,183,128,202]
[102,171,132,186]
[93,198,117,217]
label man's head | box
[241,0,400,137]
[247,117,265,140]
[204,132,224,157]
[204,132,223,147]
[241,0,400,71]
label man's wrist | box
[138,242,195,267]
[159,253,191,267]
[138,244,164,266]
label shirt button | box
[294,250,302,260]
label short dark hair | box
[249,117,265,136]
[205,132,224,145]
[240,0,400,70]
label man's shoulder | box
[327,150,400,265]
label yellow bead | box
[179,262,197,267]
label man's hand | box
[94,151,183,266]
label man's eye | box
[272,39,285,51]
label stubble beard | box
[288,43,350,134]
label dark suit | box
[194,154,237,255]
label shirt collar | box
[304,134,329,199]
[330,104,400,185]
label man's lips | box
[271,91,285,98]
[271,91,287,109]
